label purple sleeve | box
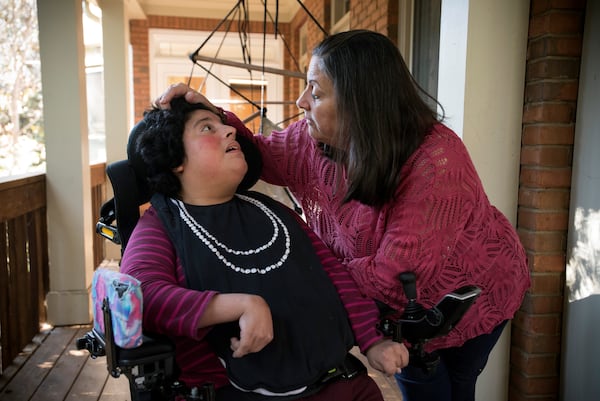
[120,207,218,340]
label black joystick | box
[378,271,481,374]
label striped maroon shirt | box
[121,206,383,389]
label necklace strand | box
[172,194,291,274]
[176,195,280,255]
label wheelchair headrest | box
[126,120,153,205]
[125,113,263,202]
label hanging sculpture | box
[184,0,327,212]
[187,0,326,131]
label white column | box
[99,0,133,164]
[438,0,469,137]
[460,0,530,215]
[98,0,135,260]
[37,0,93,325]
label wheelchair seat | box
[76,298,180,401]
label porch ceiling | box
[131,0,301,22]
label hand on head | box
[156,82,217,114]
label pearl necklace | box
[171,194,291,274]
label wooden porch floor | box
[0,325,130,401]
[0,325,402,401]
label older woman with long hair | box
[158,30,530,401]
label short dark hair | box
[313,30,441,207]
[134,98,220,197]
[132,97,262,198]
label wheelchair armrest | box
[101,297,175,379]
[76,328,175,371]
[76,328,106,358]
[117,332,176,367]
[76,294,177,381]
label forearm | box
[121,209,217,339]
[197,293,268,328]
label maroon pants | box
[300,374,384,401]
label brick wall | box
[298,0,328,58]
[130,19,150,122]
[350,0,398,40]
[511,1,586,400]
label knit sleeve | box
[120,207,218,341]
[289,211,385,353]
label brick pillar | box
[350,0,397,39]
[130,19,150,122]
[510,1,586,400]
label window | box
[411,0,441,104]
[229,82,267,133]
[83,0,105,163]
[149,30,285,126]
[331,0,350,34]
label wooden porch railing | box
[0,173,48,375]
[90,163,108,269]
[0,163,107,374]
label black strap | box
[319,353,367,384]
[214,353,366,401]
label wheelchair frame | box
[77,158,216,401]
[76,298,184,400]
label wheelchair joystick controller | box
[396,272,425,330]
[379,271,481,375]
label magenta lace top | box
[229,113,530,351]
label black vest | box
[152,191,355,395]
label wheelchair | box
[78,118,229,400]
[77,121,481,401]
[77,156,216,401]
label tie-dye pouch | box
[92,268,143,348]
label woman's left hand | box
[155,82,219,114]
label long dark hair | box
[313,30,442,207]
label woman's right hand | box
[199,292,274,357]
[230,294,274,357]
[155,82,218,114]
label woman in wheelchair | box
[120,97,409,400]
